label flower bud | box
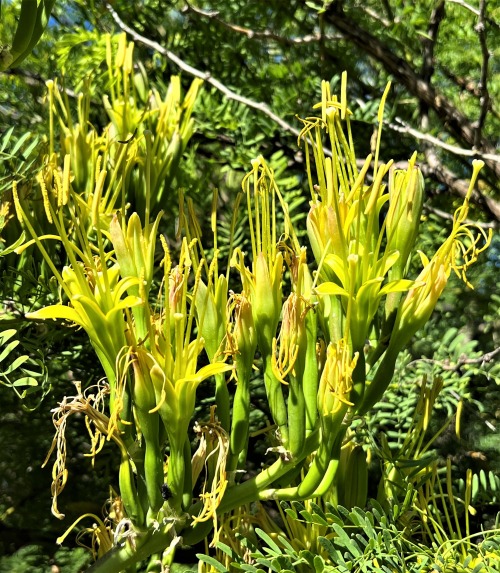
[386,153,424,280]
[232,293,257,374]
[252,251,283,355]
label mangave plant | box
[8,67,491,572]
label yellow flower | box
[389,160,491,352]
[318,339,358,428]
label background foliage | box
[0,0,499,570]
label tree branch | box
[475,0,490,146]
[105,2,302,140]
[325,2,500,180]
[447,0,500,30]
[437,65,499,119]
[183,2,342,45]
[420,145,500,220]
[387,118,500,164]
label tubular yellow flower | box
[389,160,492,352]
[318,339,358,429]
[386,152,425,279]
[302,77,415,362]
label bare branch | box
[325,2,500,180]
[419,0,445,132]
[447,0,500,30]
[388,118,500,163]
[447,0,481,16]
[184,2,342,45]
[475,0,491,146]
[105,3,302,140]
[423,204,498,230]
[421,1,445,86]
[409,346,500,370]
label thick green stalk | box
[228,362,252,473]
[182,437,193,510]
[350,349,366,411]
[86,524,179,573]
[214,371,230,433]
[262,353,289,447]
[166,438,186,513]
[287,372,305,458]
[260,428,344,500]
[357,345,398,416]
[119,454,146,529]
[89,431,321,572]
[137,410,164,513]
[303,308,318,436]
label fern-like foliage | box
[198,501,500,572]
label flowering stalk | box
[8,66,493,573]
[358,159,491,415]
[232,158,289,447]
[227,292,257,473]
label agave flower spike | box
[226,291,257,473]
[359,160,492,415]
[270,247,318,455]
[143,238,232,512]
[109,210,162,346]
[304,75,417,406]
[390,160,491,351]
[12,180,142,409]
[231,157,289,447]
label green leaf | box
[3,354,30,374]
[13,376,38,387]
[318,536,338,561]
[0,232,27,256]
[196,554,228,573]
[0,338,20,364]
[332,523,362,557]
[255,528,281,555]
[313,555,325,572]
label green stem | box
[357,345,398,416]
[86,524,178,573]
[214,371,230,432]
[228,362,251,473]
[350,349,366,410]
[166,438,186,513]
[89,431,321,572]
[263,353,289,447]
[303,308,318,436]
[182,437,192,510]
[287,372,305,457]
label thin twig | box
[388,118,500,163]
[408,347,500,371]
[447,0,481,16]
[184,2,342,45]
[423,204,498,229]
[475,0,490,147]
[447,0,500,29]
[105,3,302,139]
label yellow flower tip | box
[472,159,485,171]
[319,339,358,416]
[45,79,54,90]
[11,181,23,222]
[36,171,53,224]
[251,156,263,170]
